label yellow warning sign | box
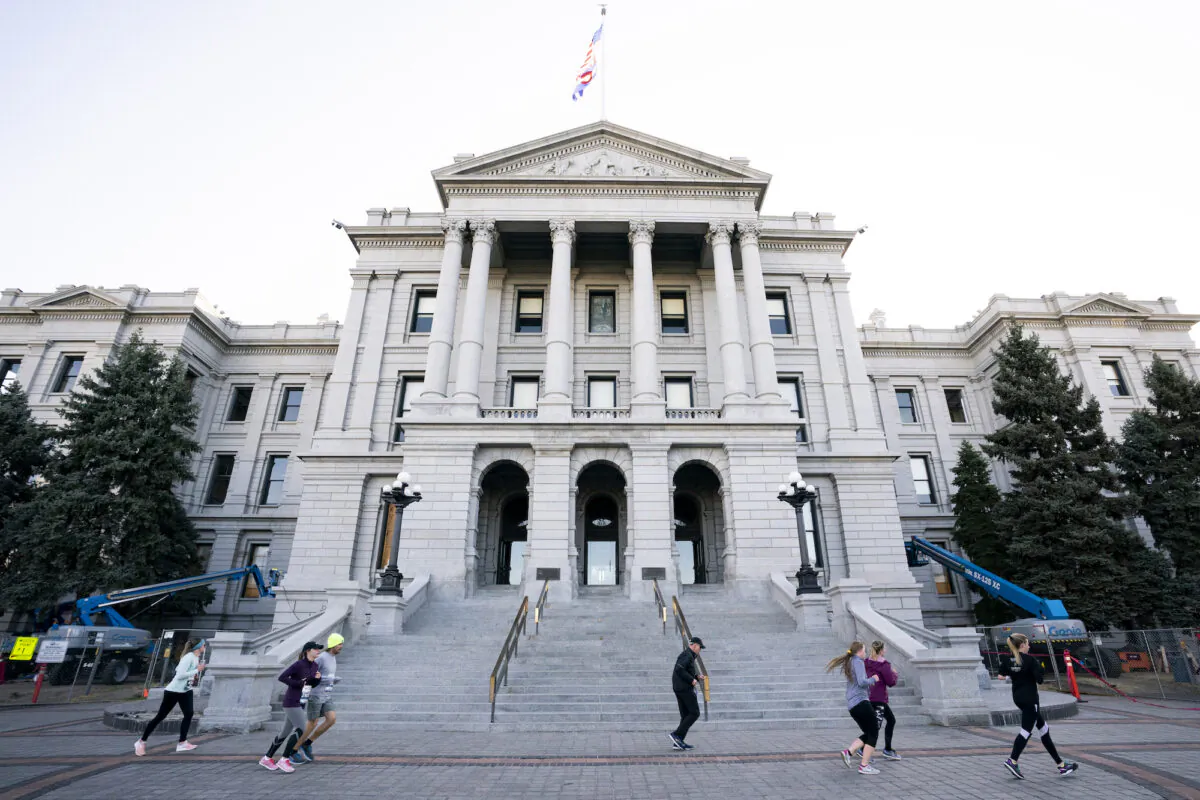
[9,636,38,661]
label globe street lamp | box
[777,471,821,595]
[377,471,422,596]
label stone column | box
[419,218,468,401]
[628,220,664,419]
[736,222,783,403]
[451,219,496,412]
[539,219,576,421]
[708,221,749,409]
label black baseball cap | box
[301,641,325,653]
[690,637,705,649]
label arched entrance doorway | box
[476,462,530,588]
[575,462,627,587]
[672,462,725,585]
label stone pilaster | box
[524,445,574,600]
[625,443,674,600]
[347,273,397,442]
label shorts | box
[305,698,335,721]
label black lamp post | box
[377,471,422,596]
[777,471,821,595]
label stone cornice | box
[758,240,849,253]
[443,185,762,204]
[355,237,443,249]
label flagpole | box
[599,4,607,121]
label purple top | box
[865,658,898,703]
[277,658,320,708]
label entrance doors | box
[496,496,528,586]
[674,495,706,585]
[583,495,619,586]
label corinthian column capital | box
[706,220,736,246]
[469,218,497,245]
[441,217,468,244]
[549,218,576,245]
[628,219,656,246]
[737,221,763,245]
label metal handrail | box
[671,595,710,720]
[651,579,668,635]
[489,595,529,723]
[532,580,551,635]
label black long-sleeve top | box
[998,651,1044,707]
[672,648,699,693]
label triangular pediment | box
[433,122,771,205]
[1062,294,1151,317]
[31,286,126,310]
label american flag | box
[572,23,603,102]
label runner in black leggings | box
[999,633,1079,779]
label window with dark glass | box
[588,377,616,408]
[766,293,792,335]
[910,455,935,504]
[0,359,21,393]
[228,386,253,421]
[260,455,289,505]
[1102,361,1130,396]
[510,377,540,409]
[392,376,423,443]
[589,291,616,333]
[781,377,808,443]
[515,291,544,333]
[278,387,304,422]
[664,377,693,409]
[242,542,270,598]
[944,388,968,423]
[53,356,84,393]
[802,499,824,568]
[196,543,213,572]
[895,389,918,423]
[410,291,436,333]
[660,292,689,334]
[205,454,236,505]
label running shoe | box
[679,741,695,750]
[134,739,146,757]
[291,748,310,764]
[258,756,278,771]
[175,742,197,752]
[1004,758,1024,780]
[1058,761,1079,777]
[841,749,854,768]
[302,742,314,761]
[276,757,295,773]
[669,733,684,750]
[880,749,902,761]
[858,764,880,775]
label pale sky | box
[2,1,1197,331]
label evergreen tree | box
[0,333,211,615]
[0,384,55,588]
[1117,357,1200,577]
[982,325,1158,629]
[948,441,1009,625]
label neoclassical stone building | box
[3,122,1197,632]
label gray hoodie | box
[845,655,873,709]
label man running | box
[293,632,344,763]
[669,636,705,750]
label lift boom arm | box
[74,566,276,627]
[908,536,1069,620]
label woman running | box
[826,640,880,775]
[865,640,901,761]
[998,632,1079,779]
[134,638,205,755]
[258,641,323,774]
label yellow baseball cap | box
[327,633,345,649]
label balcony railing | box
[480,408,538,419]
[666,407,722,420]
[573,407,632,420]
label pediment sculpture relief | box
[517,148,678,178]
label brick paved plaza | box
[2,697,1199,799]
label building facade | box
[3,122,1197,632]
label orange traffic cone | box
[1063,648,1082,701]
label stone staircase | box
[314,584,924,732]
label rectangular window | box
[52,356,84,393]
[802,498,824,569]
[410,291,436,333]
[242,542,270,598]
[766,293,792,335]
[910,455,935,504]
[781,377,808,443]
[587,377,616,408]
[660,292,689,334]
[195,543,213,572]
[1102,360,1130,396]
[227,386,253,421]
[392,376,423,443]
[589,291,616,333]
[0,359,21,393]
[510,377,540,409]
[895,389,918,423]
[664,377,693,409]
[260,455,289,505]
[929,542,956,595]
[944,388,968,423]
[515,291,544,333]
[205,454,236,505]
[278,387,304,422]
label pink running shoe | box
[134,739,146,757]
[258,756,278,771]
[276,757,295,773]
[175,741,197,752]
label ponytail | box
[1007,633,1028,664]
[825,641,866,681]
[869,640,886,659]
